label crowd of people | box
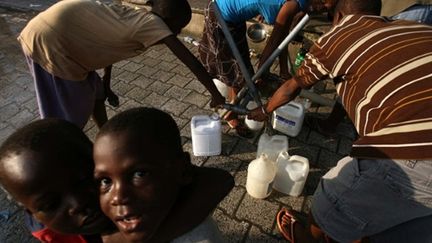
[0,0,431,242]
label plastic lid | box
[210,113,220,121]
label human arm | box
[147,165,234,243]
[102,65,119,107]
[162,35,225,108]
[248,77,302,121]
[257,0,301,79]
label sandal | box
[226,119,254,139]
[276,208,299,243]
[277,208,334,243]
[276,208,307,243]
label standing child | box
[0,118,234,242]
[93,107,232,242]
[18,0,225,129]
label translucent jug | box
[246,154,277,199]
[244,101,265,131]
[191,114,221,156]
[272,101,305,137]
[273,152,309,197]
[256,133,288,163]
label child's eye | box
[97,178,112,190]
[133,171,150,179]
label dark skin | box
[94,131,234,243]
[156,15,225,109]
[249,0,340,121]
[0,150,114,236]
[258,0,303,79]
[0,131,233,243]
[91,10,227,129]
[249,1,376,242]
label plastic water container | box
[213,78,229,99]
[256,133,288,163]
[272,101,305,137]
[244,101,265,131]
[246,154,277,199]
[191,114,221,156]
[273,152,309,197]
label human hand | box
[247,106,269,122]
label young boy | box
[0,119,116,242]
[18,0,225,129]
[0,118,234,242]
[93,107,231,242]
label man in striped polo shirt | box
[249,0,432,242]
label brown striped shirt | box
[295,15,432,159]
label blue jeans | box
[392,4,432,24]
[311,157,432,242]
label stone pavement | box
[0,1,357,242]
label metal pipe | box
[299,89,335,107]
[211,0,262,107]
[252,14,310,81]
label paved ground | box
[0,1,357,242]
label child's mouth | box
[115,215,142,232]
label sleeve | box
[131,12,173,49]
[294,42,331,89]
[32,228,88,243]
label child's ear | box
[179,152,193,186]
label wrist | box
[261,106,269,116]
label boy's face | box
[93,132,187,242]
[2,150,112,234]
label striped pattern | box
[295,15,432,159]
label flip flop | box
[276,208,298,243]
[277,208,334,243]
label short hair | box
[0,119,93,198]
[335,0,381,16]
[97,107,183,158]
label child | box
[18,0,225,129]
[0,119,116,242]
[0,118,234,242]
[93,107,232,242]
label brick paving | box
[0,3,356,242]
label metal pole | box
[211,0,262,107]
[252,14,310,81]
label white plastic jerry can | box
[191,114,221,156]
[272,101,305,137]
[246,154,277,199]
[244,101,265,131]
[256,133,288,163]
[273,152,309,197]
